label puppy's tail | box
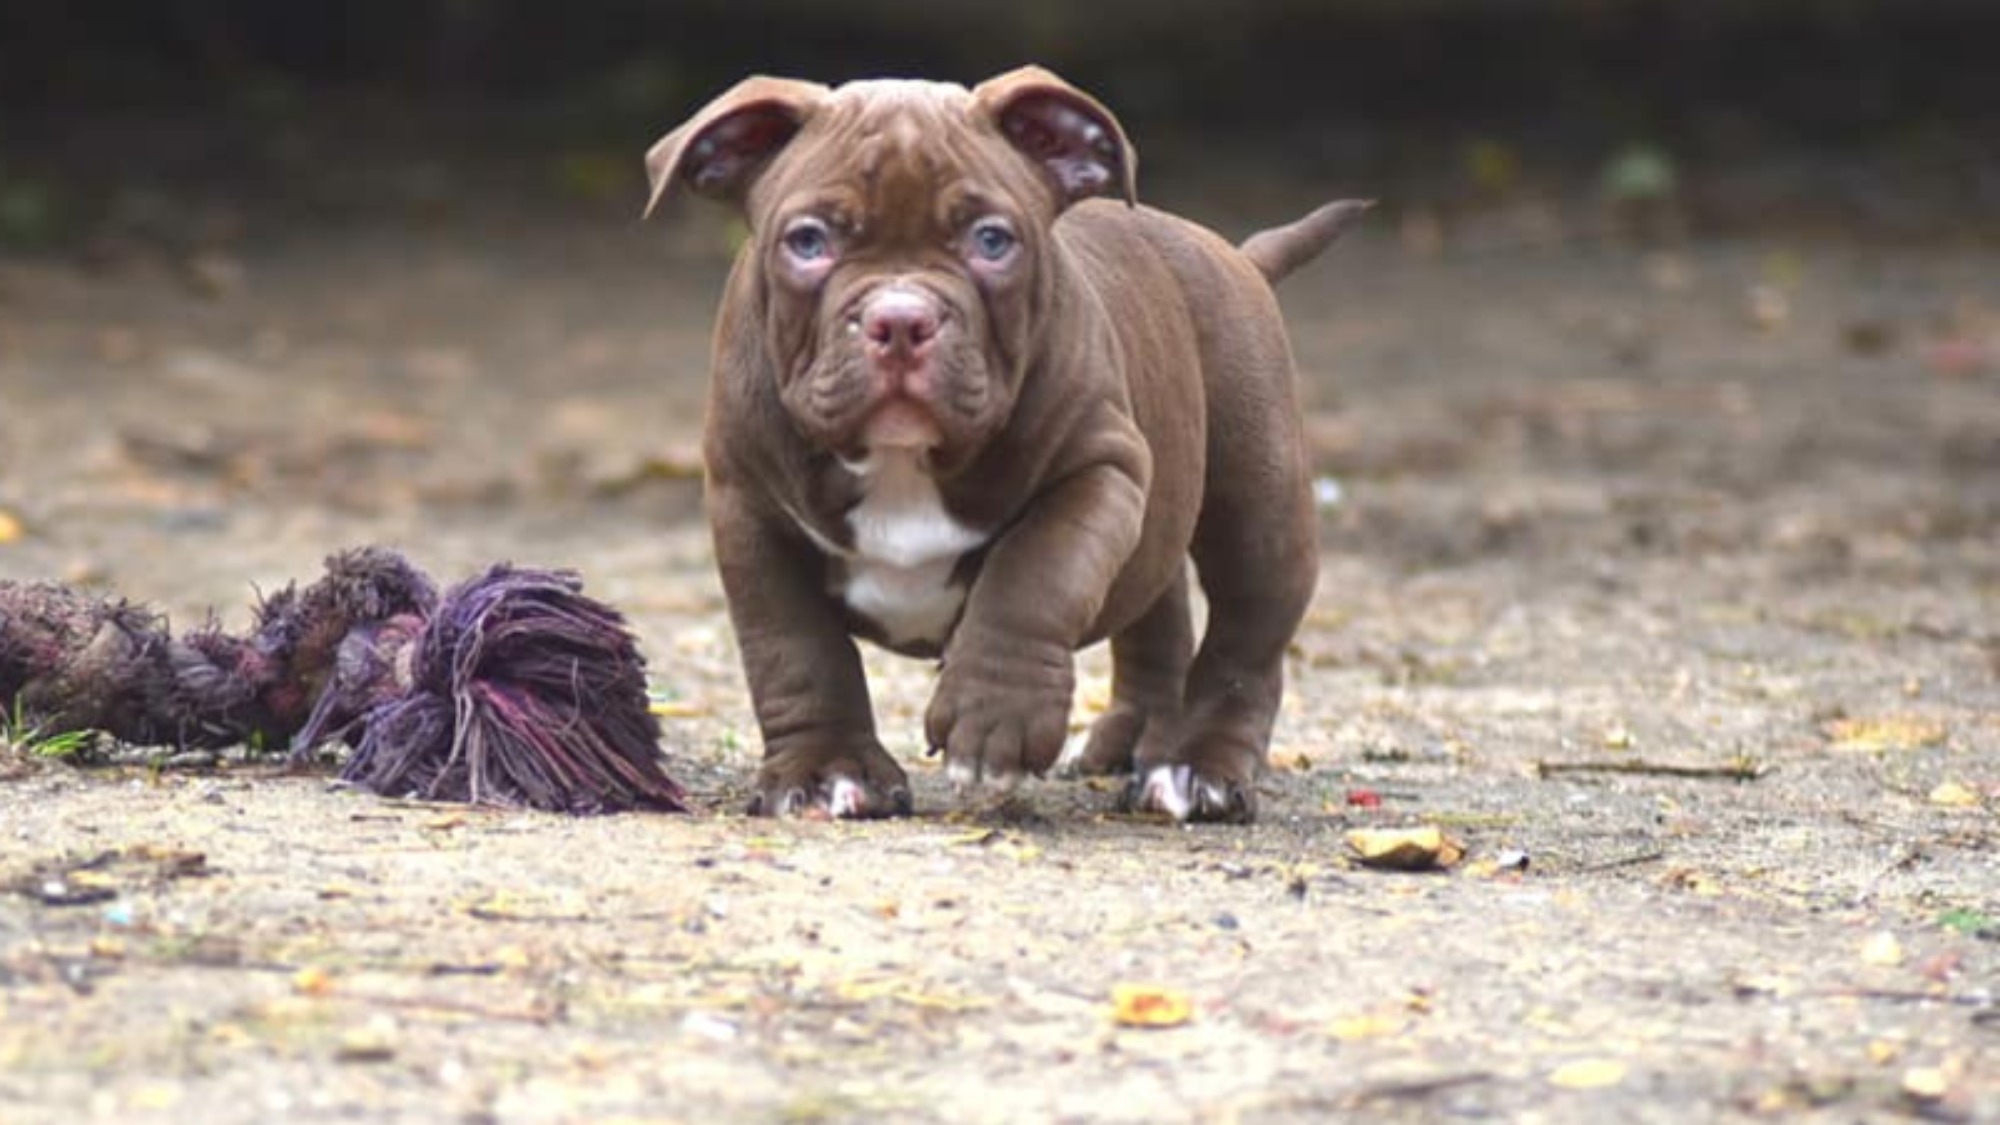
[1239,199,1373,285]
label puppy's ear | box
[644,76,830,217]
[973,66,1137,210]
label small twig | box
[1535,758,1769,782]
[1806,987,1996,1010]
[1346,1071,1496,1107]
[351,991,561,1025]
[1574,848,1669,873]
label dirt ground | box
[2,145,1998,1123]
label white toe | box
[1052,732,1090,778]
[826,777,867,818]
[1139,765,1194,821]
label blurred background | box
[2,0,1998,247]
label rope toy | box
[0,547,686,814]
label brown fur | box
[646,68,1364,821]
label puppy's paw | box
[1120,763,1259,824]
[748,741,912,819]
[1063,702,1182,777]
[926,646,1073,785]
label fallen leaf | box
[1111,983,1193,1028]
[1859,931,1905,967]
[1823,717,1946,752]
[1327,1011,1404,1040]
[1662,867,1724,896]
[1938,908,1995,936]
[292,966,335,996]
[336,1015,399,1063]
[1927,781,1980,808]
[647,699,707,719]
[1345,788,1383,809]
[1075,676,1112,716]
[1549,1059,1628,1089]
[127,1084,182,1112]
[0,508,22,543]
[1901,1066,1950,1101]
[1346,825,1464,871]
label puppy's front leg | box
[926,455,1148,785]
[710,483,911,818]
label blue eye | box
[970,220,1017,262]
[782,220,832,262]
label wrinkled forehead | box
[749,79,1040,230]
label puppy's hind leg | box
[1061,567,1192,777]
[1127,329,1318,824]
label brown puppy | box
[645,67,1364,822]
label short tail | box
[1239,199,1374,284]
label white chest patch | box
[802,451,987,648]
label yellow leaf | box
[1075,676,1112,716]
[648,700,707,718]
[208,1023,254,1047]
[1824,717,1946,752]
[1549,1059,1628,1089]
[292,966,335,996]
[1345,825,1465,871]
[1859,931,1905,967]
[1902,1066,1950,1101]
[128,1084,182,1111]
[1111,983,1193,1028]
[1867,1039,1902,1065]
[1928,781,1981,808]
[0,509,22,544]
[1327,1011,1404,1040]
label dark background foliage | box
[4,2,1995,158]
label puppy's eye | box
[969,219,1017,262]
[782,219,833,262]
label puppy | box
[645,67,1363,821]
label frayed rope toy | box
[0,548,687,814]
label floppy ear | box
[972,66,1137,209]
[643,76,830,217]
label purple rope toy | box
[0,547,686,814]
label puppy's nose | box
[861,289,941,358]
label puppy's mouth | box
[861,397,943,450]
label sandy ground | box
[2,162,1998,1123]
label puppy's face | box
[747,85,1046,470]
[646,70,1136,474]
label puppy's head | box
[645,68,1135,471]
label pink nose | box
[861,289,941,358]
